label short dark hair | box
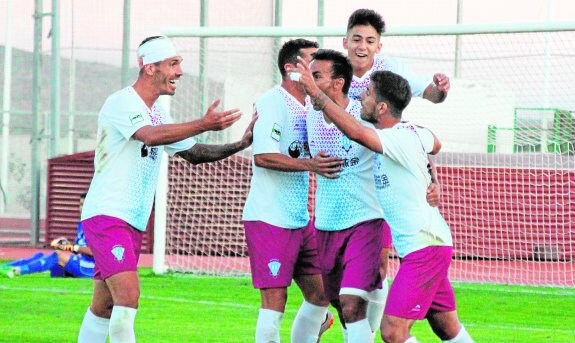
[347,9,386,35]
[311,49,353,95]
[80,192,88,199]
[370,71,411,118]
[138,36,164,48]
[277,38,319,78]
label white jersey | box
[242,86,311,229]
[307,99,382,231]
[82,86,196,231]
[348,55,430,101]
[374,121,452,257]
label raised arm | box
[422,73,450,104]
[133,99,242,146]
[293,57,383,154]
[176,112,257,165]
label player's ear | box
[377,101,388,115]
[376,41,382,54]
[343,37,348,50]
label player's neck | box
[281,80,307,105]
[132,80,160,109]
[353,59,375,79]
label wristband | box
[73,244,80,254]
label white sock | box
[78,308,109,343]
[291,301,328,343]
[405,337,420,343]
[341,327,349,343]
[443,326,474,343]
[109,305,137,343]
[256,308,283,343]
[346,318,372,343]
[366,278,389,334]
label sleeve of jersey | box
[102,97,152,140]
[252,94,283,155]
[160,111,197,156]
[387,57,431,98]
[416,127,435,154]
[377,129,415,167]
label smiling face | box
[343,25,382,78]
[310,59,336,95]
[151,56,183,96]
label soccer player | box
[297,63,474,343]
[306,49,389,342]
[242,39,343,343]
[0,193,94,279]
[77,35,256,343]
[344,8,450,103]
[343,8,447,333]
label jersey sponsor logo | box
[342,157,360,168]
[129,113,144,125]
[410,304,421,313]
[341,136,352,153]
[288,140,303,158]
[111,245,125,262]
[271,123,282,142]
[375,173,390,189]
[268,259,281,278]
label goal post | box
[153,22,575,287]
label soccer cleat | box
[317,311,334,342]
[0,266,15,278]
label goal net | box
[155,23,575,287]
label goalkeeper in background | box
[0,192,94,278]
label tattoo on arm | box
[177,142,242,165]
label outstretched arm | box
[255,151,343,179]
[176,112,257,164]
[133,99,243,146]
[423,73,450,104]
[293,56,383,154]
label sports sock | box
[256,308,283,343]
[18,252,58,275]
[78,308,110,343]
[405,336,420,343]
[346,318,372,342]
[6,252,45,267]
[291,300,328,342]
[443,326,474,343]
[109,305,137,343]
[367,277,389,334]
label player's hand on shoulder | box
[311,151,343,179]
[202,99,242,131]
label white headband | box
[137,36,179,66]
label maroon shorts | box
[243,220,321,289]
[315,219,384,302]
[385,245,456,319]
[82,215,143,281]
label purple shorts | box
[315,218,384,302]
[243,221,321,289]
[82,215,143,281]
[382,221,392,249]
[385,245,456,320]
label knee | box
[340,297,367,323]
[113,287,140,308]
[90,300,114,319]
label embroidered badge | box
[268,259,281,278]
[129,113,144,125]
[271,123,282,142]
[111,245,125,262]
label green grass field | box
[1,266,574,342]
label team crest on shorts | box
[111,245,125,262]
[268,259,281,278]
